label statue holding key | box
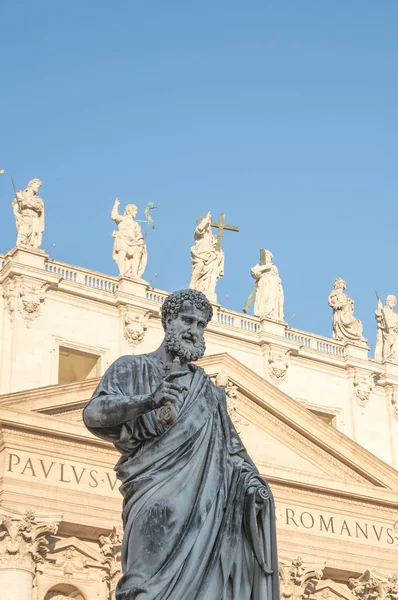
[83,288,280,600]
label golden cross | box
[211,213,239,251]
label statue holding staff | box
[84,289,279,600]
[11,178,45,248]
[244,249,284,320]
[189,211,239,301]
[111,198,148,278]
[375,294,398,362]
[189,212,225,298]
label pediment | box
[1,352,398,491]
[48,537,104,567]
[312,580,355,599]
[199,353,398,490]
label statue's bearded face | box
[125,204,138,218]
[29,180,41,194]
[164,301,207,362]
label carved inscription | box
[278,504,398,549]
[6,451,119,496]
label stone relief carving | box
[189,212,224,300]
[0,509,58,572]
[349,569,398,600]
[387,387,398,421]
[250,249,284,321]
[328,278,365,343]
[214,371,247,434]
[12,178,45,248]
[2,278,17,320]
[317,591,341,600]
[385,574,398,600]
[124,311,150,347]
[268,350,290,384]
[111,198,147,278]
[54,546,87,575]
[279,556,325,599]
[311,578,360,600]
[375,295,398,363]
[353,372,378,411]
[18,280,47,326]
[99,526,123,600]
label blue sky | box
[1,1,397,350]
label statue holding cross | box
[189,211,239,302]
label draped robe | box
[189,226,224,296]
[84,355,280,600]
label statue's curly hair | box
[161,289,213,330]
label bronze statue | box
[84,289,279,599]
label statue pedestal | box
[382,360,398,379]
[4,246,47,270]
[344,341,370,361]
[117,276,148,299]
[204,291,218,304]
[259,316,287,338]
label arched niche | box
[44,583,86,600]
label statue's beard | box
[164,325,206,362]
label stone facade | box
[1,246,398,599]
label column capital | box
[0,506,61,573]
[349,569,398,600]
[279,556,325,599]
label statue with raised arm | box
[250,249,284,321]
[328,278,365,343]
[189,212,224,299]
[12,178,44,248]
[111,198,147,278]
[375,295,398,362]
[83,289,280,600]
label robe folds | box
[84,355,280,600]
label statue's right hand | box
[114,197,120,206]
[150,372,188,409]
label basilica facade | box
[0,183,398,600]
